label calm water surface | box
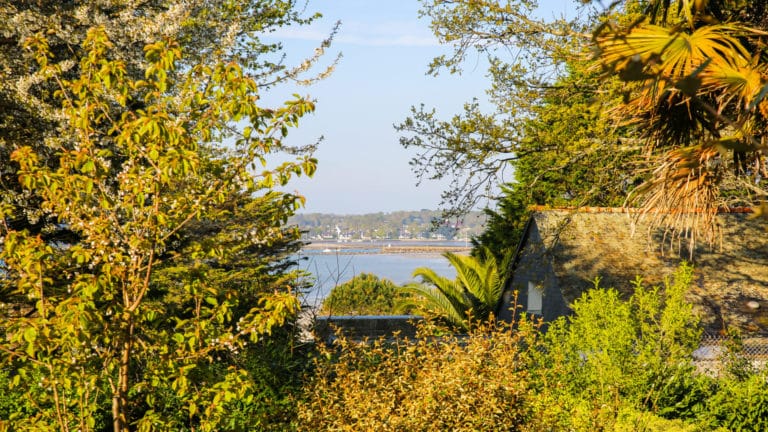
[297,243,461,306]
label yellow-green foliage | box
[399,248,510,330]
[321,273,407,315]
[613,408,707,432]
[0,25,314,431]
[702,369,768,431]
[298,318,540,431]
[299,263,720,432]
[525,263,704,431]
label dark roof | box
[520,208,768,334]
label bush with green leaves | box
[300,263,768,431]
[526,263,704,430]
[701,369,768,431]
[298,318,540,431]
[320,273,408,315]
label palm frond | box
[705,61,764,111]
[629,143,722,255]
[398,283,469,330]
[412,266,466,302]
[598,24,751,81]
[445,253,485,305]
[412,265,471,315]
[594,1,768,252]
[398,249,510,330]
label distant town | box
[289,210,488,241]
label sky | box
[263,0,575,215]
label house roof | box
[518,207,768,335]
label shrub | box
[297,318,540,431]
[614,408,704,432]
[299,263,768,431]
[703,370,768,432]
[320,273,408,315]
[525,263,704,430]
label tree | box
[0,23,316,431]
[396,0,599,218]
[0,3,338,426]
[145,189,314,429]
[399,248,511,330]
[591,0,768,245]
[0,0,337,245]
[399,1,645,261]
[320,273,408,316]
[474,59,640,258]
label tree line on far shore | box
[290,210,487,240]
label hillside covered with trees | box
[290,209,487,240]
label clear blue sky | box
[264,0,574,215]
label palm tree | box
[597,1,767,133]
[592,0,768,250]
[398,248,511,331]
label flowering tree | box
[0,25,316,431]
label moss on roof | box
[526,210,768,335]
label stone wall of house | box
[500,221,570,323]
[314,315,423,343]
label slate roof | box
[514,207,768,335]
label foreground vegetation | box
[6,266,768,432]
[300,264,768,432]
[3,263,768,430]
[0,0,328,429]
[4,0,768,429]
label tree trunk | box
[113,318,134,432]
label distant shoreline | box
[303,240,471,255]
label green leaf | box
[22,327,37,344]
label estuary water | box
[297,241,464,307]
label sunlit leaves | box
[595,23,760,111]
[299,318,540,431]
[399,247,511,330]
[1,21,315,431]
[299,264,706,431]
[592,0,768,246]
